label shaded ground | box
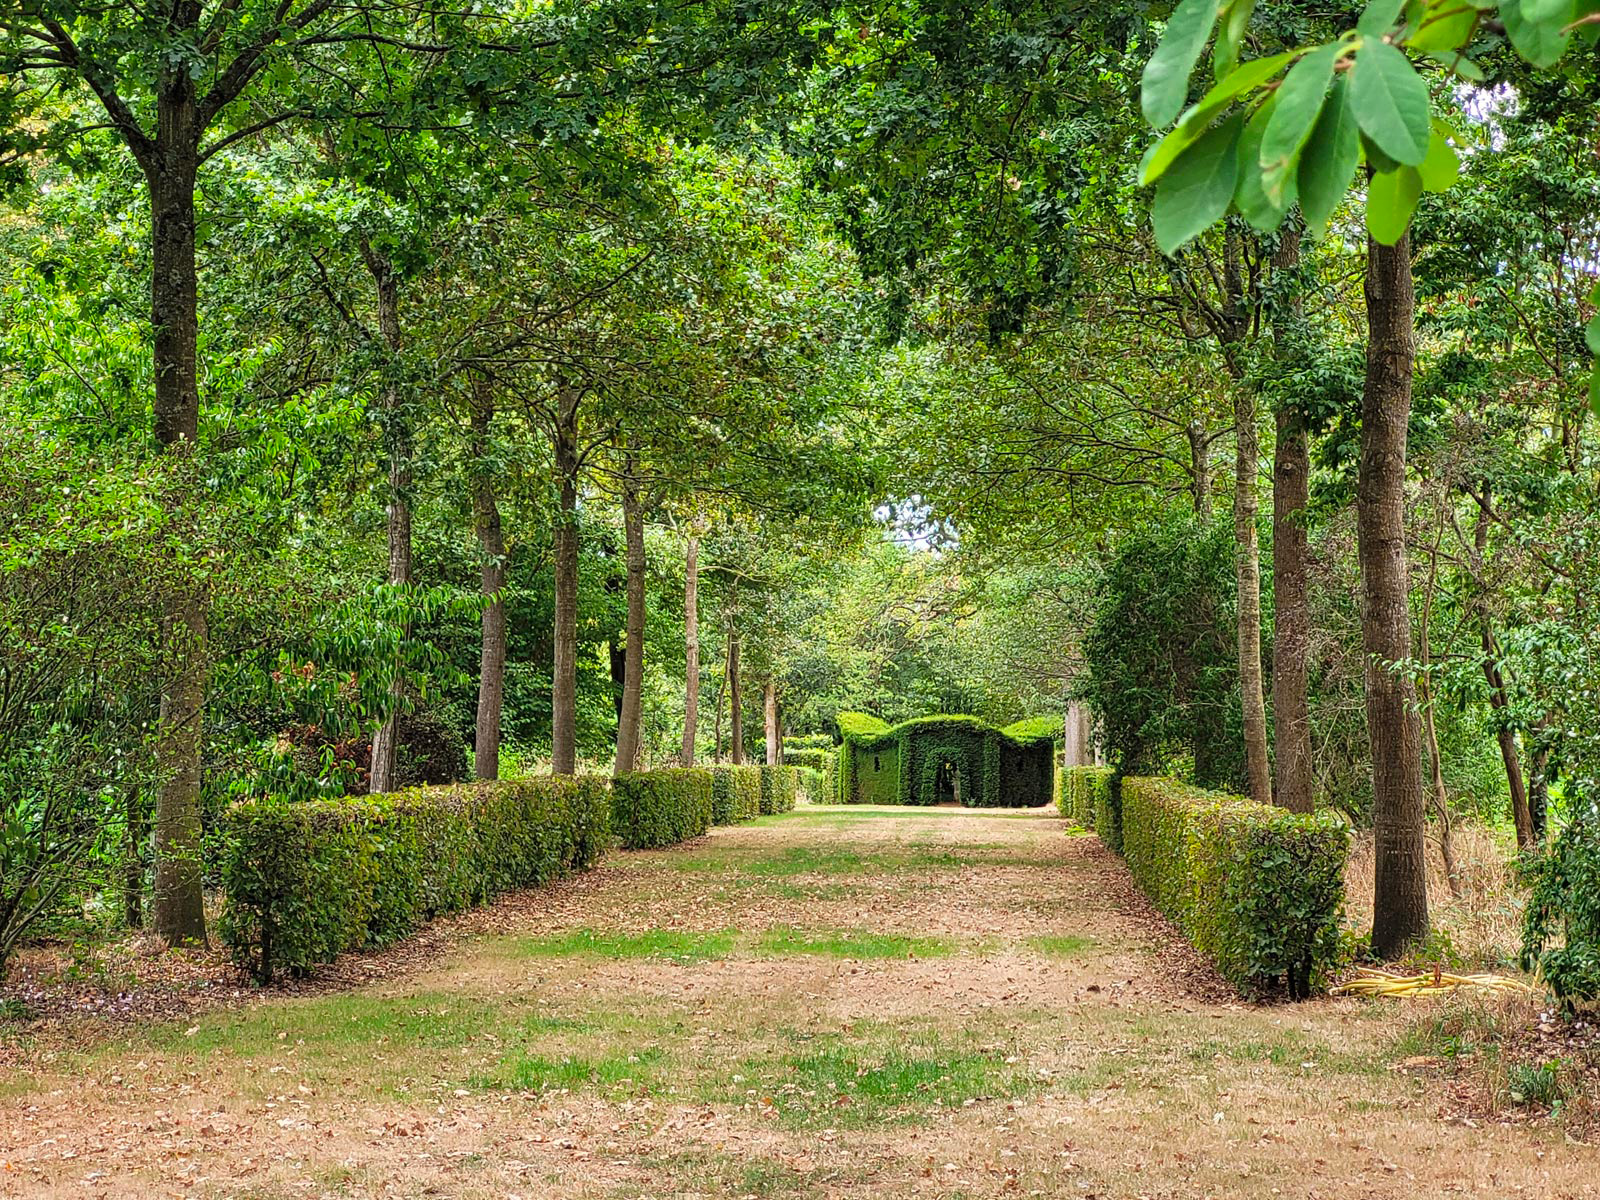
[2,805,1595,1198]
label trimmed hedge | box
[759,764,800,814]
[612,767,714,849]
[783,746,833,771]
[1058,766,1113,829]
[219,776,611,982]
[836,712,1056,807]
[1118,776,1347,998]
[711,765,762,824]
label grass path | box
[1,805,1591,1198]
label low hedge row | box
[1118,776,1347,998]
[612,767,714,849]
[219,776,611,982]
[759,764,800,814]
[1058,766,1113,830]
[783,746,833,771]
[712,765,762,824]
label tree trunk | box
[1234,385,1272,806]
[729,626,744,765]
[146,107,207,947]
[551,384,581,775]
[123,788,145,930]
[613,466,646,776]
[764,678,779,766]
[681,532,700,766]
[471,390,506,782]
[364,248,410,796]
[1359,231,1429,959]
[1482,632,1534,850]
[1187,421,1212,521]
[1419,488,1461,896]
[1270,229,1315,814]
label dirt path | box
[1,805,1593,1198]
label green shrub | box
[219,776,611,982]
[711,766,762,825]
[1058,766,1112,828]
[783,747,833,771]
[612,767,714,849]
[835,712,1056,807]
[1520,809,1600,1006]
[1119,776,1347,998]
[759,764,800,814]
[1095,773,1123,852]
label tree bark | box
[1187,421,1213,521]
[1233,383,1272,806]
[681,532,701,766]
[613,465,646,776]
[363,247,410,796]
[1482,630,1534,850]
[729,625,744,765]
[1270,229,1314,814]
[146,92,207,947]
[1420,489,1461,896]
[1359,232,1429,958]
[764,678,779,766]
[471,389,506,782]
[551,383,581,775]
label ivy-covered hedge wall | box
[219,776,611,982]
[836,713,1056,807]
[612,767,714,849]
[711,765,762,825]
[759,765,800,814]
[1118,776,1347,998]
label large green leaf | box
[1139,52,1297,185]
[1236,97,1297,230]
[1357,0,1408,33]
[1585,312,1600,356]
[1299,77,1362,235]
[1152,113,1244,254]
[1142,0,1224,127]
[1501,0,1573,66]
[1408,0,1479,52]
[1212,0,1258,79]
[1366,165,1422,243]
[1417,123,1460,191]
[1348,39,1431,165]
[1260,43,1340,202]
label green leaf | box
[1417,124,1460,191]
[1590,366,1600,418]
[1260,43,1341,202]
[1236,96,1296,230]
[1408,0,1480,52]
[1501,0,1573,66]
[1299,77,1362,235]
[1348,39,1432,165]
[1366,166,1423,243]
[1212,0,1258,79]
[1585,313,1600,356]
[1139,51,1296,185]
[1153,113,1244,254]
[1358,0,1408,33]
[1143,0,1224,127]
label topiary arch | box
[834,713,1057,807]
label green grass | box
[1025,934,1096,957]
[756,927,956,959]
[495,1046,666,1093]
[727,1025,1036,1127]
[514,928,736,962]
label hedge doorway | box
[934,758,964,806]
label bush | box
[836,712,1055,807]
[1058,766,1112,829]
[279,705,469,795]
[783,746,833,771]
[219,776,611,982]
[1520,809,1600,1006]
[1119,776,1347,998]
[612,767,714,849]
[759,765,800,814]
[711,766,762,825]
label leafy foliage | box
[711,766,763,824]
[219,776,611,981]
[1521,803,1600,1006]
[611,768,715,849]
[837,714,1055,807]
[1119,776,1348,997]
